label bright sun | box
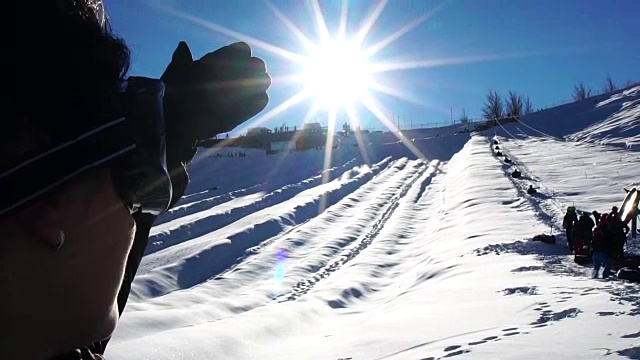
[301,40,373,109]
[179,0,440,173]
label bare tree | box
[482,90,504,120]
[624,79,639,88]
[458,108,471,124]
[505,91,524,118]
[602,74,617,93]
[572,82,592,101]
[523,96,533,115]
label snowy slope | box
[493,85,640,148]
[106,87,640,360]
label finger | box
[232,92,270,123]
[248,57,267,74]
[226,42,252,57]
[251,92,269,115]
[234,59,270,92]
[214,90,269,128]
[252,72,271,93]
[225,73,271,98]
[200,41,251,63]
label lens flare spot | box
[273,247,288,286]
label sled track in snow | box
[145,158,368,255]
[166,159,359,223]
[491,138,569,231]
[135,158,404,297]
[204,158,414,284]
[209,158,408,280]
[275,160,431,303]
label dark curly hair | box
[6,0,131,168]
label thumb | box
[161,41,193,81]
[172,41,193,64]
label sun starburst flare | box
[301,39,373,110]
[154,0,556,177]
[157,0,443,131]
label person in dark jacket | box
[527,185,537,195]
[571,213,594,251]
[1,2,270,359]
[592,215,614,278]
[563,206,578,252]
[608,213,630,261]
[610,206,621,221]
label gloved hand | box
[161,41,271,164]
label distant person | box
[571,213,594,253]
[610,206,621,221]
[563,206,578,252]
[592,215,615,278]
[583,212,595,230]
[592,210,601,224]
[608,213,630,261]
[527,185,537,195]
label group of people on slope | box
[563,206,630,278]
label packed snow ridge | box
[107,86,640,360]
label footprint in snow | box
[530,307,581,325]
[596,311,620,317]
[501,286,538,296]
[511,265,545,272]
[468,340,487,346]
[442,349,471,358]
[532,323,548,328]
[444,345,461,352]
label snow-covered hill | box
[106,87,640,360]
[494,85,640,148]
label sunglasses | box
[0,77,173,218]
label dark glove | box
[161,41,271,164]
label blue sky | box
[108,0,639,134]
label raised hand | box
[161,41,271,160]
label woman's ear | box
[16,201,66,252]
[30,220,66,252]
[12,169,114,252]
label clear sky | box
[107,0,639,134]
